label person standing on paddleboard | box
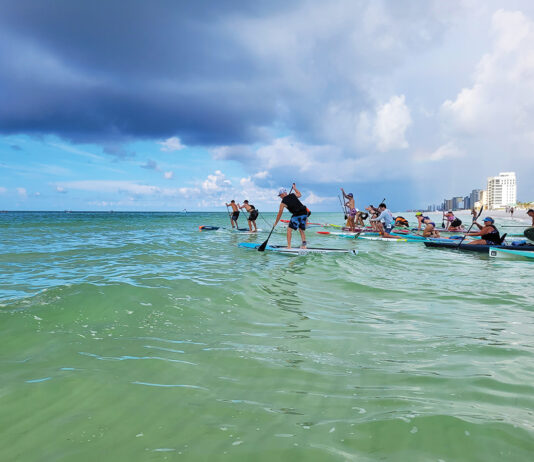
[225,200,240,228]
[239,200,258,232]
[341,188,357,232]
[369,203,399,238]
[465,217,501,245]
[274,184,308,249]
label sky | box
[1,0,533,212]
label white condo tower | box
[487,172,517,209]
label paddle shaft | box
[258,185,294,251]
[456,206,484,247]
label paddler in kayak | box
[225,200,240,228]
[238,200,259,232]
[341,188,357,232]
[465,217,502,245]
[274,184,308,249]
[369,203,399,238]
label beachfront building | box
[487,172,516,209]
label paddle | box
[225,204,234,228]
[258,185,294,252]
[338,195,347,220]
[456,206,483,247]
[441,210,445,229]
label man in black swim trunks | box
[239,200,258,232]
[274,183,308,249]
[225,200,240,228]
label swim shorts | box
[289,214,307,231]
[349,208,357,217]
[249,210,258,221]
[232,211,240,221]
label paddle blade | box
[257,239,269,251]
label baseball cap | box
[347,193,353,198]
[483,217,494,223]
[415,212,422,216]
[278,188,287,196]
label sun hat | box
[483,217,494,223]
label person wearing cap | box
[466,217,501,245]
[225,200,240,228]
[422,216,441,238]
[341,187,357,232]
[238,200,259,232]
[274,183,308,248]
[527,209,534,226]
[369,203,399,238]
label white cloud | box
[140,159,159,170]
[34,192,41,196]
[253,170,269,180]
[304,191,336,205]
[57,180,160,196]
[159,137,185,152]
[372,95,412,152]
[163,171,174,179]
[414,141,464,163]
[0,187,7,194]
[17,187,27,197]
[202,170,232,193]
[441,9,534,146]
[56,186,67,193]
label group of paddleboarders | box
[225,200,259,232]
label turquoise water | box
[1,211,533,461]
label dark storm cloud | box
[0,0,288,144]
[0,0,447,149]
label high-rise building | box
[452,196,463,210]
[487,172,517,209]
[463,196,471,210]
[470,189,482,208]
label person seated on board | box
[415,212,425,230]
[341,188,357,231]
[238,200,258,232]
[356,210,368,227]
[465,217,501,245]
[225,200,240,228]
[366,205,380,231]
[527,208,534,226]
[444,210,456,230]
[422,216,441,238]
[274,183,308,249]
[448,218,464,232]
[369,203,399,238]
[394,216,409,229]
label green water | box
[1,212,533,461]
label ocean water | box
[1,211,533,461]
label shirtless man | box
[225,200,240,228]
[238,200,258,232]
[341,188,357,231]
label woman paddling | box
[465,217,501,245]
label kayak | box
[424,241,534,253]
[238,242,358,255]
[358,236,410,242]
[489,248,534,260]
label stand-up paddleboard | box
[358,236,410,242]
[238,242,358,255]
[489,247,534,259]
[199,226,262,233]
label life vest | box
[395,216,409,227]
